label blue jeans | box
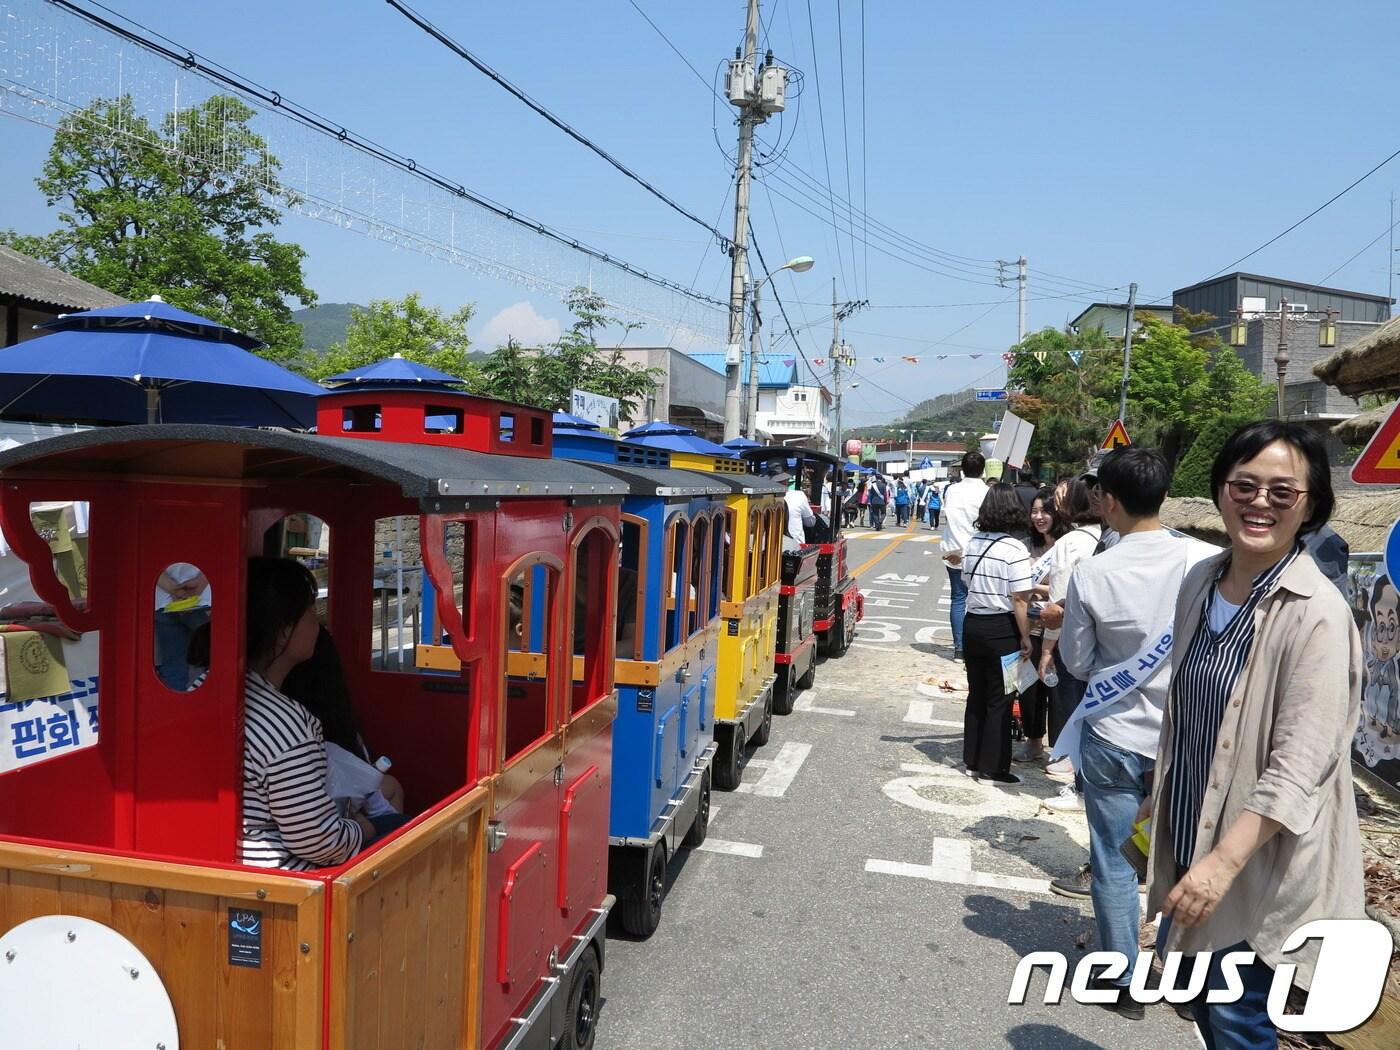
[155,607,210,691]
[1079,724,1153,986]
[945,567,967,652]
[1191,939,1276,1050]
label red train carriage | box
[0,404,627,1049]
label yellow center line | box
[850,517,920,578]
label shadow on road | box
[1006,1023,1108,1049]
[962,892,1090,960]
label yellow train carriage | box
[648,448,784,790]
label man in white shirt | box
[939,451,990,658]
[783,477,815,547]
[1054,447,1216,1018]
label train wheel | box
[797,657,816,691]
[562,945,601,1050]
[827,611,849,658]
[714,728,744,790]
[772,667,795,715]
[752,689,773,746]
[684,768,711,847]
[620,842,666,938]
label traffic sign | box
[1351,401,1400,484]
[1100,419,1131,450]
[975,389,1008,402]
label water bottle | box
[375,755,393,774]
[1043,668,1059,688]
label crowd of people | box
[936,424,1365,1047]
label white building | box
[755,383,833,448]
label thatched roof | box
[1162,490,1400,554]
[1332,403,1395,445]
[1313,314,1400,397]
[0,245,125,311]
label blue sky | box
[1,0,1397,429]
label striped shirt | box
[241,670,363,870]
[1168,547,1300,868]
[963,532,1033,615]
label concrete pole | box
[1117,281,1137,424]
[1275,298,1290,419]
[831,277,841,456]
[723,0,761,441]
[746,276,764,439]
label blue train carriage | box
[553,415,729,936]
[616,423,787,790]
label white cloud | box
[479,302,562,348]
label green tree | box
[476,287,660,420]
[1,95,316,367]
[311,294,479,382]
[1170,413,1250,497]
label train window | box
[503,562,556,761]
[570,527,615,716]
[444,520,473,640]
[424,405,464,435]
[530,417,545,445]
[27,501,88,602]
[664,518,689,653]
[709,515,724,617]
[768,508,783,583]
[341,404,382,433]
[618,518,645,660]
[154,562,212,692]
[720,508,736,603]
[498,413,515,443]
[371,516,422,673]
[747,510,762,593]
[688,516,709,636]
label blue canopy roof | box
[0,296,320,427]
[723,436,763,450]
[622,420,733,456]
[325,353,466,386]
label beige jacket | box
[1146,550,1365,988]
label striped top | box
[241,670,363,871]
[963,532,1033,615]
[1168,547,1300,868]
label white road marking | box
[851,642,895,651]
[794,693,856,717]
[734,741,812,797]
[876,573,930,583]
[865,835,1051,895]
[694,804,763,858]
[697,839,764,858]
[881,762,1042,820]
[867,615,943,623]
[865,596,915,608]
[903,700,962,728]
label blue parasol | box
[0,296,322,427]
[622,421,733,457]
[325,353,466,387]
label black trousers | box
[1020,634,1050,739]
[1047,647,1085,748]
[963,612,1019,777]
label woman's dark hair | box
[975,482,1031,535]
[1209,420,1334,534]
[245,557,318,667]
[282,626,365,755]
[1032,486,1069,540]
[1056,477,1099,525]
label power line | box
[749,221,819,382]
[1315,216,1400,287]
[39,0,726,312]
[834,0,858,297]
[802,0,853,297]
[387,0,730,249]
[1205,142,1400,280]
[859,0,869,297]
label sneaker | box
[1049,862,1092,900]
[1043,783,1085,813]
[1086,977,1145,1021]
[1013,742,1047,764]
[981,771,1022,786]
[952,649,963,661]
[1043,756,1075,780]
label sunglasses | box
[1224,478,1307,510]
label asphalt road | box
[596,519,1203,1050]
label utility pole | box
[1017,255,1027,343]
[1117,281,1138,424]
[1390,192,1396,318]
[1275,298,1290,419]
[830,278,867,459]
[722,0,761,441]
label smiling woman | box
[1147,421,1366,1050]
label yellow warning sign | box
[1351,401,1400,484]
[1100,419,1131,450]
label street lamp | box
[747,256,815,439]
